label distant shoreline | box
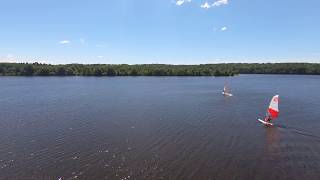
[1,63,320,76]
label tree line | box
[0,63,319,76]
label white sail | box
[268,95,279,119]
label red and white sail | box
[268,95,279,119]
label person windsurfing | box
[264,112,272,123]
[223,86,227,95]
[222,84,233,96]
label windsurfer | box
[264,115,272,123]
[258,95,279,126]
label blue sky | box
[0,0,319,64]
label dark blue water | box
[0,75,320,180]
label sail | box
[224,85,230,94]
[268,95,279,119]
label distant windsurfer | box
[222,85,233,96]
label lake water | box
[1,75,320,180]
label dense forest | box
[0,63,320,76]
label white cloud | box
[221,26,227,31]
[59,40,71,44]
[212,0,228,7]
[175,0,191,6]
[176,0,184,6]
[200,2,211,9]
[0,54,16,63]
[6,54,14,59]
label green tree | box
[106,68,116,76]
[21,65,34,76]
[56,67,66,76]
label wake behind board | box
[258,119,273,126]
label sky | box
[0,0,320,64]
